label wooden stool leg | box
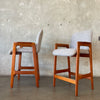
[67,57,71,78]
[34,56,39,87]
[75,48,80,96]
[33,48,39,87]
[53,56,57,87]
[10,44,16,88]
[18,53,22,80]
[89,45,94,90]
[36,54,40,80]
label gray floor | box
[0,76,100,100]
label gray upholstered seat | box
[53,48,76,56]
[16,47,33,53]
[12,30,43,54]
[52,30,92,56]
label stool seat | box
[53,48,89,57]
[53,48,76,56]
[10,40,40,54]
[17,47,33,53]
[10,47,33,54]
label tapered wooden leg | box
[75,56,79,96]
[36,54,40,80]
[18,53,22,80]
[53,56,57,87]
[10,44,16,88]
[10,72,14,88]
[34,56,39,87]
[89,45,94,90]
[33,48,39,87]
[75,48,80,96]
[67,57,71,78]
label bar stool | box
[10,30,43,88]
[52,30,94,96]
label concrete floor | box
[0,76,100,100]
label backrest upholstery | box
[35,30,43,53]
[70,30,92,50]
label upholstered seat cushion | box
[53,48,89,56]
[53,48,77,56]
[16,47,33,53]
[10,47,34,54]
[9,47,34,54]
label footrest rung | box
[56,69,69,73]
[15,71,35,74]
[55,75,76,84]
[79,73,91,79]
[21,66,34,69]
[70,72,91,80]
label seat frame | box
[53,42,94,96]
[10,42,40,88]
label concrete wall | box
[0,0,100,76]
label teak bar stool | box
[10,30,43,88]
[53,30,94,96]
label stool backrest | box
[35,30,43,53]
[70,30,92,50]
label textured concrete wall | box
[0,0,100,76]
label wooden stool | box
[53,30,94,96]
[10,30,43,88]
